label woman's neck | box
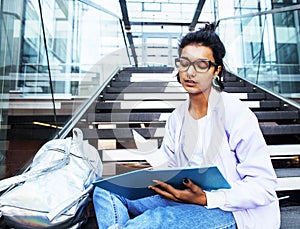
[188,91,210,120]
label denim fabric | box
[93,187,236,229]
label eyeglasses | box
[175,57,218,73]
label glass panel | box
[2,0,300,181]
[219,7,300,105]
[0,0,130,179]
[127,0,201,23]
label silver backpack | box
[0,128,102,228]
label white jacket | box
[160,88,281,229]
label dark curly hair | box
[177,22,226,90]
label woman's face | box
[178,44,220,96]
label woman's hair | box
[177,22,226,90]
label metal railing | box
[218,4,300,104]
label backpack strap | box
[0,137,72,192]
[47,184,94,221]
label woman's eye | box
[196,61,209,69]
[180,61,189,67]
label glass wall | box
[1,0,300,180]
[0,0,130,179]
[124,0,215,67]
[218,4,300,105]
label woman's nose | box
[187,65,196,78]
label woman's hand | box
[148,178,207,206]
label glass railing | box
[0,0,131,179]
[218,5,300,106]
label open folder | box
[93,166,230,200]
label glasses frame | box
[175,57,218,73]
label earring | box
[212,75,221,91]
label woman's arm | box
[206,99,278,211]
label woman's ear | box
[176,72,181,84]
[215,65,222,75]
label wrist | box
[196,191,207,206]
[205,190,226,209]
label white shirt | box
[180,112,206,167]
[159,88,281,229]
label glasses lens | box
[175,58,190,71]
[194,60,210,72]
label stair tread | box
[276,168,300,178]
[89,110,299,122]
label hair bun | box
[203,22,219,32]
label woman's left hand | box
[148,178,207,206]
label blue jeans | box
[93,187,236,229]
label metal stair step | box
[223,76,239,82]
[280,205,300,228]
[101,144,300,160]
[88,112,168,122]
[260,124,300,135]
[83,124,300,140]
[276,168,300,191]
[106,87,186,93]
[276,168,300,178]
[101,92,266,101]
[101,92,188,101]
[106,86,255,93]
[268,144,300,156]
[110,81,245,88]
[89,111,299,123]
[110,81,180,87]
[82,127,165,140]
[121,67,174,73]
[95,100,281,110]
[254,110,299,121]
[116,73,176,82]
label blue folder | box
[93,166,230,200]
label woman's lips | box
[184,79,196,86]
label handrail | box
[55,67,121,139]
[230,71,300,110]
[218,4,300,22]
[218,4,300,105]
[78,0,120,19]
[38,0,58,135]
[120,18,132,66]
[0,9,13,74]
[44,0,129,139]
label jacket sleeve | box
[207,100,278,211]
[159,111,179,167]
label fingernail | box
[183,178,189,184]
[152,180,160,184]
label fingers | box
[148,180,182,201]
[182,178,200,193]
[152,180,178,192]
[148,179,206,205]
[182,178,207,205]
[148,185,179,201]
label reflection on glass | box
[0,0,130,179]
[219,8,300,104]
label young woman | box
[93,23,280,229]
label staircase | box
[81,66,300,228]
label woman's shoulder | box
[173,99,188,114]
[168,100,188,122]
